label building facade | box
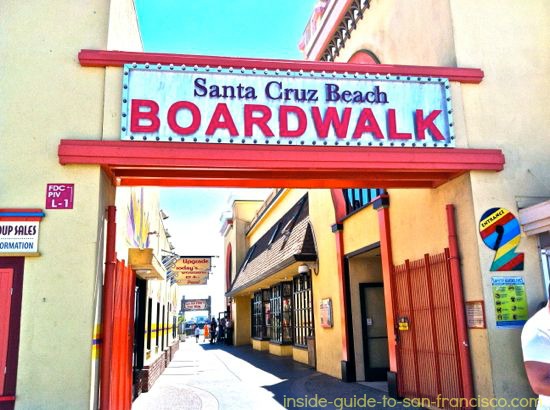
[226,0,550,408]
[1,0,549,409]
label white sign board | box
[121,64,454,148]
[0,221,40,254]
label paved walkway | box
[132,338,422,410]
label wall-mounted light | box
[298,261,319,276]
[160,210,169,220]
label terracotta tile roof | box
[227,194,316,296]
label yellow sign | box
[398,317,410,331]
[491,276,528,327]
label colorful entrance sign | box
[0,209,45,256]
[121,64,454,148]
[479,207,524,271]
[491,277,528,327]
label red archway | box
[64,49,502,410]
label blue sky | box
[135,0,317,59]
[134,0,318,315]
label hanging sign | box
[491,276,528,327]
[175,272,209,286]
[479,207,524,271]
[174,257,211,274]
[121,64,454,148]
[0,209,45,256]
[183,299,209,311]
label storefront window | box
[263,289,271,339]
[271,283,293,344]
[252,289,271,339]
[293,274,314,347]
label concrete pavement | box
[132,338,422,410]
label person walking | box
[203,321,209,342]
[209,318,217,344]
[194,324,200,343]
[217,320,225,344]
[225,317,233,346]
[521,285,550,409]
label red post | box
[100,206,116,410]
[333,227,349,361]
[446,204,475,407]
[375,196,398,373]
[126,264,136,409]
[329,190,350,367]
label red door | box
[392,250,464,409]
[0,268,14,395]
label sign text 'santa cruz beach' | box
[121,64,454,148]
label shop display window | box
[252,289,271,339]
[271,282,292,344]
[293,274,314,347]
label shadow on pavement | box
[199,342,423,410]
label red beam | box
[78,49,484,83]
[113,168,455,181]
[59,140,505,172]
[117,177,436,189]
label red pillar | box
[330,189,349,358]
[100,206,116,410]
[374,195,398,374]
[333,226,349,361]
[446,204,474,407]
[126,265,136,410]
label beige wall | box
[0,0,141,408]
[0,0,109,406]
[328,0,550,405]
[343,205,379,254]
[450,1,550,404]
[233,296,251,346]
[308,189,344,378]
[335,0,457,67]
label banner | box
[121,64,454,148]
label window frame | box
[292,274,314,348]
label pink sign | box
[46,184,74,209]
